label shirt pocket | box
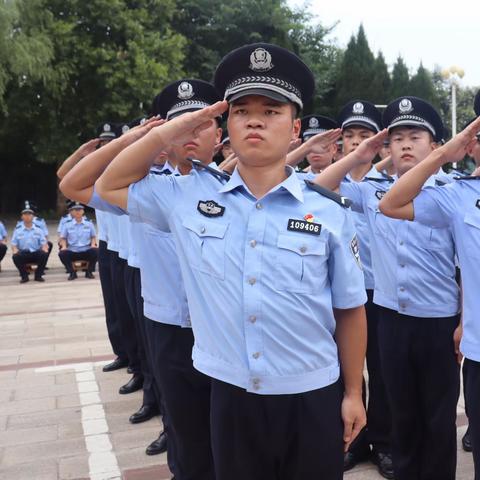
[182,216,229,280]
[414,223,452,251]
[463,212,480,258]
[274,233,327,294]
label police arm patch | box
[197,200,225,217]
[350,234,362,269]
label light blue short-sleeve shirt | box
[60,219,96,252]
[0,221,7,240]
[340,176,459,318]
[11,224,46,252]
[127,166,366,395]
[414,178,480,360]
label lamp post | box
[441,66,465,168]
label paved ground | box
[0,222,475,479]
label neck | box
[349,162,372,181]
[24,221,33,228]
[74,217,82,223]
[178,162,192,176]
[237,159,288,199]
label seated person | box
[11,201,48,283]
[0,220,7,267]
[58,202,98,280]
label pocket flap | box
[277,233,325,256]
[182,216,228,239]
[464,212,480,230]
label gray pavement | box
[0,222,475,479]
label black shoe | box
[371,450,395,479]
[68,272,77,281]
[44,266,49,270]
[102,357,128,372]
[119,374,144,395]
[146,432,167,456]
[129,404,159,424]
[344,446,371,471]
[462,428,473,452]
[20,276,29,284]
[34,276,45,282]
[85,271,95,279]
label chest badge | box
[197,200,225,218]
[288,218,321,235]
[476,199,480,210]
[350,234,363,269]
[375,190,386,200]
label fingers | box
[343,418,354,452]
[464,115,480,137]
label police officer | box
[314,96,462,480]
[378,97,480,480]
[58,201,98,280]
[57,125,129,373]
[12,201,49,283]
[96,43,368,480]
[0,220,7,268]
[337,101,393,478]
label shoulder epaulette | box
[149,170,164,175]
[15,224,22,229]
[363,175,394,183]
[304,180,352,208]
[454,175,480,181]
[187,157,231,182]
[435,179,447,186]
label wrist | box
[343,387,363,398]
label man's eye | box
[265,110,279,115]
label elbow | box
[95,177,108,201]
[59,177,72,199]
[378,197,391,216]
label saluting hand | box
[304,128,342,155]
[122,116,166,145]
[350,129,389,165]
[435,116,480,165]
[151,101,228,147]
[78,138,102,157]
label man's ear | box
[292,118,301,140]
[215,127,223,143]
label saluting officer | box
[96,43,368,480]
[314,96,462,480]
[58,201,98,280]
[11,201,49,283]
[379,93,480,480]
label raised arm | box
[60,118,164,204]
[57,139,100,180]
[312,130,388,190]
[285,129,342,168]
[379,117,480,220]
[95,101,228,210]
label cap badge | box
[249,48,273,72]
[352,102,364,114]
[140,118,147,125]
[178,81,194,100]
[25,201,30,209]
[103,123,111,132]
[121,125,130,134]
[399,98,413,114]
[308,117,319,128]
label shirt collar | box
[218,165,304,203]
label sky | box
[289,0,479,87]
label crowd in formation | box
[3,42,480,480]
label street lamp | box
[441,66,465,168]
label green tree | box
[409,63,436,104]
[369,51,391,105]
[334,25,377,107]
[390,56,410,99]
[0,0,186,213]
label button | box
[249,315,257,323]
[300,246,307,253]
[250,240,257,248]
[252,352,261,359]
[399,241,404,246]
[248,277,256,285]
[256,203,263,210]
[400,303,406,309]
[252,378,260,390]
[400,287,405,292]
[400,264,405,268]
[200,226,206,234]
